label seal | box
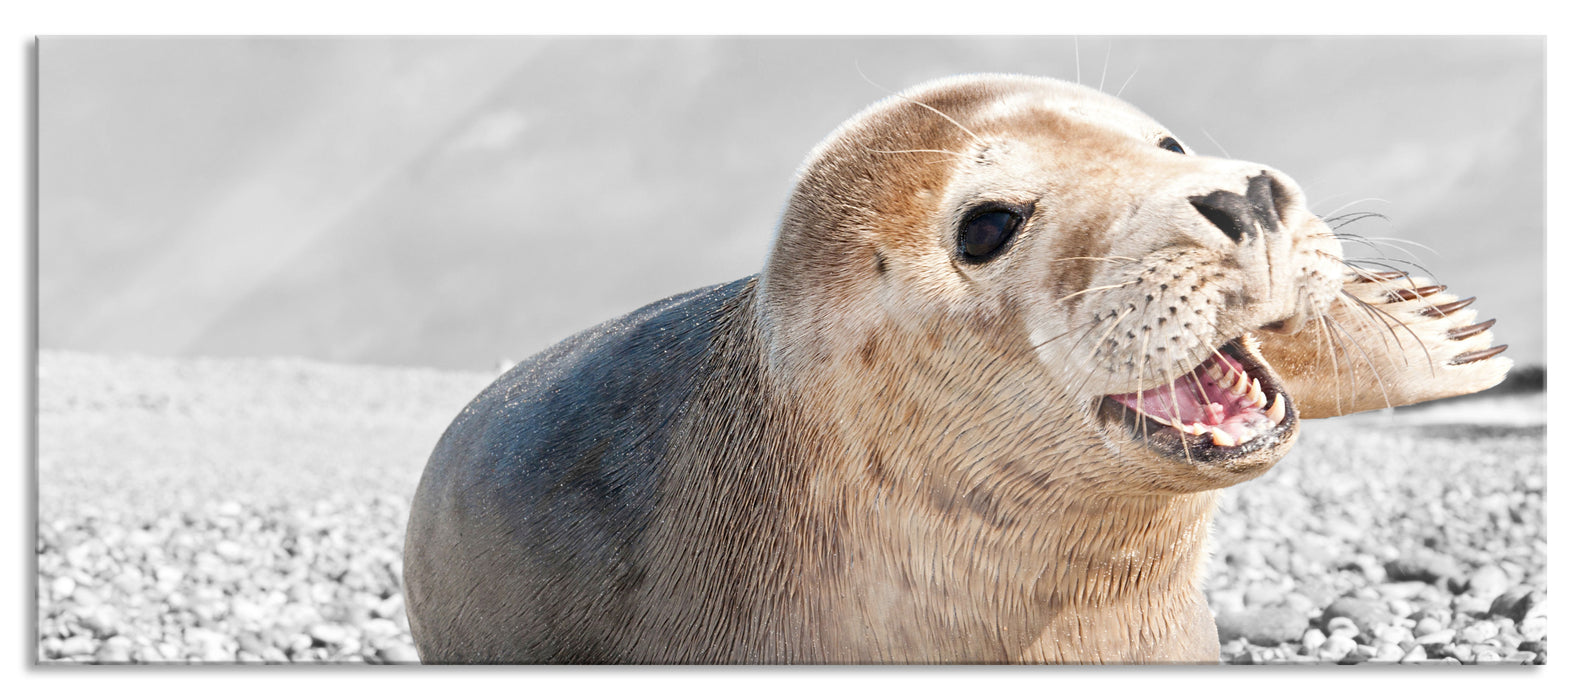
[402,74,1510,663]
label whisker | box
[1049,255,1140,264]
[1324,313,1398,401]
[1340,288,1436,367]
[1073,37,1082,86]
[1326,211,1392,229]
[1313,308,1347,416]
[1054,280,1140,305]
[1070,309,1134,397]
[854,64,983,144]
[1318,197,1392,220]
[1199,129,1230,158]
[1343,256,1439,281]
[862,147,970,159]
[1318,251,1433,284]
[1099,41,1112,94]
[1333,287,1401,353]
[1114,64,1141,99]
[1352,235,1437,255]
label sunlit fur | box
[404,74,1509,664]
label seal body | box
[404,74,1509,663]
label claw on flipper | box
[1450,344,1508,366]
[1386,285,1446,302]
[1423,297,1477,317]
[1446,319,1497,341]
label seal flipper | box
[1252,272,1512,419]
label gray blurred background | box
[39,36,1545,371]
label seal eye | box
[958,208,1023,262]
[1159,136,1186,154]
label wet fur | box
[404,75,1508,663]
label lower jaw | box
[1102,396,1295,464]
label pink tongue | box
[1111,355,1258,427]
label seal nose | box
[1189,172,1287,243]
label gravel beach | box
[34,350,1546,665]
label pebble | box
[1207,588,1245,614]
[215,540,246,562]
[1372,643,1404,662]
[72,586,102,608]
[1401,644,1428,662]
[50,576,77,600]
[362,618,402,642]
[308,623,350,648]
[1490,586,1544,623]
[1322,598,1393,631]
[1508,650,1538,665]
[112,569,143,595]
[1451,595,1492,617]
[1243,581,1286,608]
[1348,644,1378,662]
[1326,618,1360,640]
[1415,629,1456,646]
[1300,628,1327,654]
[231,598,266,627]
[1385,599,1413,618]
[1467,564,1510,598]
[59,635,97,657]
[1223,543,1267,570]
[94,636,133,663]
[1519,615,1548,642]
[1385,552,1460,583]
[1293,580,1340,611]
[1375,581,1428,600]
[79,605,120,639]
[375,594,407,621]
[375,643,421,664]
[1215,606,1311,646]
[1316,635,1356,662]
[1373,625,1411,647]
[1457,619,1499,644]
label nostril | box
[1188,189,1259,243]
[1245,173,1281,231]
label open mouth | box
[1099,337,1294,461]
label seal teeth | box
[1249,378,1263,407]
[1233,370,1249,395]
[1266,393,1286,424]
[1210,427,1236,447]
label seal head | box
[763,75,1340,497]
